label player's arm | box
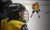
[32,4,35,9]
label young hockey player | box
[30,2,40,18]
[1,3,29,30]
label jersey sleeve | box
[33,4,35,6]
[32,4,35,7]
[32,4,35,9]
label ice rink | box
[25,5,50,30]
[12,0,50,30]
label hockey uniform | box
[30,2,40,18]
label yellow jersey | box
[1,18,27,30]
[33,3,39,11]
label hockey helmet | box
[6,3,29,23]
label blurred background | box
[11,0,50,30]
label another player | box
[30,2,40,18]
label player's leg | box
[30,11,35,18]
[36,11,40,18]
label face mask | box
[19,10,29,23]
